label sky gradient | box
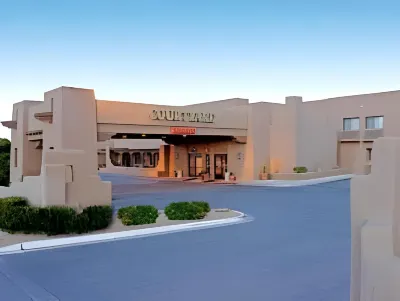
[1,0,399,138]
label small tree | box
[0,138,11,187]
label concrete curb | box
[0,211,249,255]
[238,174,353,187]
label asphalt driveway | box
[0,175,351,301]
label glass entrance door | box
[214,154,227,179]
[189,153,203,177]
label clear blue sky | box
[1,0,399,138]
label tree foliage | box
[0,138,11,186]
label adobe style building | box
[0,86,398,207]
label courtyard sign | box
[150,109,215,123]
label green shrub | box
[0,196,28,208]
[117,205,159,226]
[164,202,209,220]
[193,201,211,213]
[0,197,112,235]
[0,197,29,229]
[46,206,77,235]
[74,213,90,234]
[293,166,308,173]
[82,205,113,231]
[117,206,129,219]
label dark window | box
[132,152,141,165]
[367,148,372,161]
[122,152,131,167]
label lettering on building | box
[150,110,215,123]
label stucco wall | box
[350,137,400,301]
[0,176,42,206]
[339,142,373,171]
[243,103,272,179]
[269,100,298,173]
[298,100,337,171]
[96,98,248,132]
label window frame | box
[143,152,153,168]
[132,152,141,165]
[365,115,384,130]
[343,117,360,131]
[153,152,159,167]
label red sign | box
[170,127,196,135]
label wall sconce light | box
[175,153,179,159]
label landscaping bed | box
[0,209,239,248]
[0,198,240,248]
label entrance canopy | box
[111,133,236,145]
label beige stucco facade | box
[351,137,400,301]
[1,86,399,206]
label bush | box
[293,166,308,173]
[164,201,210,220]
[0,197,112,235]
[117,206,129,219]
[0,196,28,209]
[0,197,28,229]
[193,201,211,213]
[82,205,113,231]
[117,205,159,226]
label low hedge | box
[293,166,308,173]
[194,201,211,213]
[0,197,112,235]
[164,201,210,220]
[117,205,159,226]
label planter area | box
[269,168,350,180]
[0,199,239,248]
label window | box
[366,116,383,129]
[153,152,159,167]
[121,152,131,167]
[366,148,372,161]
[143,152,153,167]
[132,152,141,165]
[14,148,17,167]
[343,117,360,131]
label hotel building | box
[1,86,398,206]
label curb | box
[238,174,353,187]
[0,211,249,255]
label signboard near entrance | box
[170,127,196,135]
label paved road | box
[0,175,351,301]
